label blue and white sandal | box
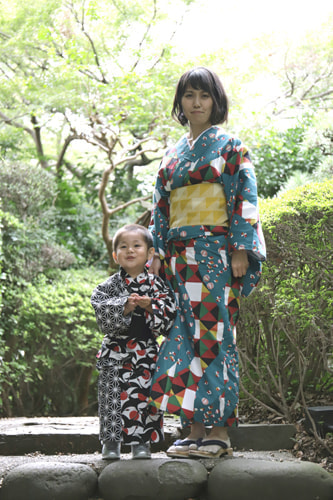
[189,438,233,458]
[166,439,199,458]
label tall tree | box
[0,0,191,263]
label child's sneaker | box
[131,442,151,459]
[102,441,121,460]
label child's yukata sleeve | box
[224,141,266,297]
[149,156,171,259]
[90,276,131,337]
[147,274,177,337]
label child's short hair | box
[113,224,154,251]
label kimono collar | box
[186,125,219,148]
[119,266,149,285]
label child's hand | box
[134,295,152,312]
[124,293,140,315]
[124,293,153,315]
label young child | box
[91,224,177,460]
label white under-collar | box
[186,126,216,148]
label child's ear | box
[112,251,118,263]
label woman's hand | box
[231,249,249,278]
[149,255,161,276]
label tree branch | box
[150,9,187,70]
[131,0,157,72]
[306,88,333,101]
[0,110,50,168]
[114,137,165,168]
[67,0,108,84]
[96,131,164,266]
[0,110,34,137]
[31,114,48,169]
[109,194,151,217]
[55,134,81,174]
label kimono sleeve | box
[148,274,177,337]
[149,157,171,259]
[224,142,266,297]
[90,276,131,337]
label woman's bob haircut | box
[171,67,229,127]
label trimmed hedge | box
[238,180,333,421]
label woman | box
[149,67,266,458]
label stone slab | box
[0,417,296,455]
[98,458,207,500]
[208,458,333,500]
[0,461,98,500]
[228,423,296,451]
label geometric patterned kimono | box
[148,126,266,430]
[91,267,176,445]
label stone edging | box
[1,456,333,500]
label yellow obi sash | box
[170,183,229,228]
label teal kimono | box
[148,126,266,428]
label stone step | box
[1,416,332,500]
[0,416,296,455]
[1,454,332,500]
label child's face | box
[112,231,155,278]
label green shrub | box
[0,268,107,416]
[238,180,333,421]
[250,122,322,198]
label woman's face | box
[181,85,213,131]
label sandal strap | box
[173,439,198,446]
[197,438,228,449]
